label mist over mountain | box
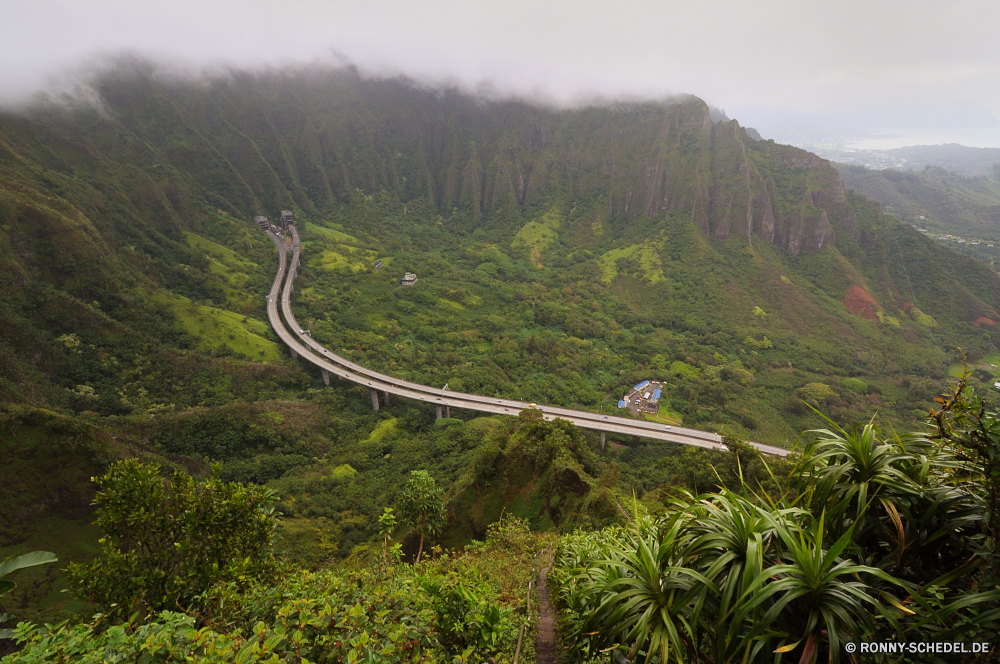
[5,63,1000,630]
[4,62,1000,429]
[878,144,1000,176]
[3,0,1000,652]
[836,161,1000,263]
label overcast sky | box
[3,0,999,141]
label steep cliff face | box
[698,124,858,255]
[4,64,1000,335]
[70,69,860,257]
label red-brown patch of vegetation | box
[841,285,879,320]
[901,300,912,312]
[972,316,997,327]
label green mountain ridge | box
[6,64,1000,634]
[3,63,1000,437]
[882,143,1000,177]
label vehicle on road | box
[259,222,787,457]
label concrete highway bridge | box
[263,224,790,457]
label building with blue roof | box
[621,379,666,416]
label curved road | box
[264,225,789,457]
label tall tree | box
[398,470,446,564]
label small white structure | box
[400,272,418,286]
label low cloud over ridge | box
[2,0,999,139]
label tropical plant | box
[733,510,904,662]
[555,511,712,664]
[553,407,1000,664]
[421,569,516,659]
[929,366,1000,550]
[0,552,57,639]
[399,470,446,564]
[66,460,280,621]
[686,490,784,663]
[793,410,985,580]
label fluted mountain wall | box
[79,68,858,256]
[4,64,1000,336]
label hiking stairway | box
[535,556,556,664]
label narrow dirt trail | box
[534,553,556,664]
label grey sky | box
[3,0,999,138]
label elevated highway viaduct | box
[264,225,789,457]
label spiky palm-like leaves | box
[555,498,904,664]
[797,421,917,537]
[688,491,785,663]
[796,418,983,578]
[556,513,712,663]
[597,514,714,664]
[553,411,999,664]
[738,510,904,663]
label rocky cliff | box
[46,67,860,257]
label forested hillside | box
[4,65,1000,435]
[4,64,1000,652]
[838,163,1000,239]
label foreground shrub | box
[7,514,545,663]
[66,460,280,622]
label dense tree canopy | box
[66,460,280,621]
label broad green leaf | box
[0,552,58,579]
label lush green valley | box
[5,65,1000,440]
[837,163,1000,241]
[3,64,1000,662]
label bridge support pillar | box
[383,391,390,406]
[321,368,330,386]
[601,432,606,450]
[290,347,297,359]
[370,388,380,411]
[444,406,450,418]
[436,405,442,419]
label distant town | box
[904,219,995,247]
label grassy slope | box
[3,66,1000,616]
[290,189,997,445]
[151,290,283,362]
[0,106,310,622]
